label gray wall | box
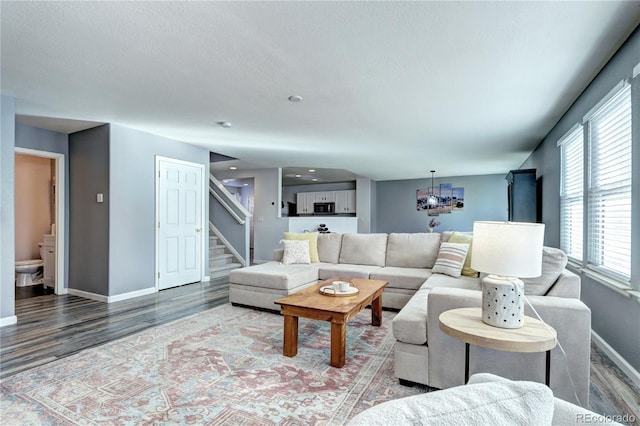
[0,96,16,322]
[69,125,111,295]
[357,178,374,233]
[109,124,210,295]
[209,194,247,260]
[521,27,640,372]
[375,174,508,233]
[15,124,70,290]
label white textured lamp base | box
[482,275,525,329]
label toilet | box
[15,243,45,287]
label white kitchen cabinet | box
[314,192,336,202]
[296,192,316,214]
[43,234,56,289]
[335,190,356,213]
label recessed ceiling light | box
[229,166,237,170]
[218,121,232,128]
[288,95,303,103]
[312,178,318,182]
[243,183,249,186]
[308,169,316,172]
[295,174,302,178]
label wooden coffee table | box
[274,277,388,368]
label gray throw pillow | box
[521,246,568,295]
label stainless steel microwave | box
[314,202,335,215]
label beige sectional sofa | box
[229,232,591,406]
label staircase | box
[209,234,242,279]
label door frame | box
[14,147,66,295]
[154,156,206,291]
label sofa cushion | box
[421,273,482,291]
[348,379,554,426]
[392,287,430,345]
[521,246,568,295]
[229,261,321,291]
[370,267,432,291]
[318,263,383,280]
[432,242,470,277]
[448,232,479,277]
[280,239,311,264]
[283,232,320,263]
[385,233,441,268]
[339,233,388,266]
[317,232,343,263]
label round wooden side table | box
[438,307,557,385]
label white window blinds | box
[586,84,632,282]
[559,126,584,262]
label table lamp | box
[471,221,545,329]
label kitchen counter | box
[287,216,358,234]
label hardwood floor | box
[1,278,229,379]
[2,279,638,422]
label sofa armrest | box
[273,248,283,262]
[545,268,581,298]
[427,287,591,407]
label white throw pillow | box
[348,380,554,426]
[432,242,469,278]
[280,239,311,265]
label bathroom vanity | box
[43,234,55,289]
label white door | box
[157,158,203,290]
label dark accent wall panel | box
[69,124,110,295]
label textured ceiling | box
[2,1,639,180]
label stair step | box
[210,245,227,256]
[210,253,234,267]
[210,262,242,278]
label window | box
[586,84,632,282]
[559,126,584,263]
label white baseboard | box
[203,275,211,282]
[107,287,156,303]
[67,288,108,303]
[0,315,17,327]
[591,330,640,389]
[68,287,157,303]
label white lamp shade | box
[471,221,545,278]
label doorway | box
[14,148,65,297]
[155,156,206,290]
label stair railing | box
[209,173,252,267]
[209,174,251,224]
[209,222,247,267]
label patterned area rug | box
[1,304,429,425]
